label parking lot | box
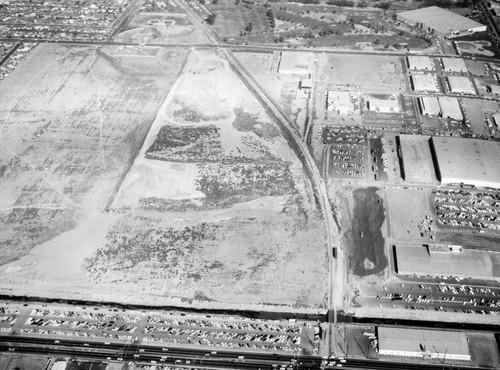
[433,188,500,231]
[360,279,500,318]
[322,126,369,179]
[0,303,318,355]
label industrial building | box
[492,112,500,128]
[365,95,400,113]
[431,136,500,188]
[447,76,475,95]
[377,327,471,361]
[407,56,433,71]
[441,57,468,73]
[487,84,500,95]
[410,74,438,92]
[399,135,435,183]
[300,78,312,89]
[278,52,314,75]
[438,96,462,120]
[394,244,497,281]
[417,96,440,116]
[397,6,486,37]
[327,91,353,114]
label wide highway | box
[0,335,494,370]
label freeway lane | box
[0,336,320,369]
[0,337,495,370]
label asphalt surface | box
[0,336,496,370]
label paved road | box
[477,0,500,53]
[1,336,495,370]
[169,0,341,357]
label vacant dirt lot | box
[319,54,404,92]
[386,187,434,242]
[0,47,328,313]
[0,44,185,265]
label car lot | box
[0,303,317,355]
[322,126,369,179]
[433,188,500,231]
[362,280,500,317]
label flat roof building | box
[488,84,500,95]
[417,96,440,116]
[441,57,468,73]
[431,136,500,188]
[366,95,400,113]
[394,245,498,281]
[378,327,471,361]
[397,6,486,37]
[447,76,475,94]
[410,74,439,92]
[278,51,314,75]
[438,96,462,120]
[327,91,353,115]
[493,112,500,127]
[399,135,435,183]
[407,56,433,71]
[300,78,312,89]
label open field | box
[318,54,404,92]
[206,1,430,49]
[0,353,49,370]
[386,188,434,242]
[234,51,309,130]
[0,43,185,264]
[0,47,328,312]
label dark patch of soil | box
[347,187,387,277]
[145,124,224,162]
[196,162,296,207]
[233,107,280,140]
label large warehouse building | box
[431,136,500,188]
[377,327,471,361]
[394,244,497,281]
[397,6,486,37]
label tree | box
[206,13,216,24]
[375,1,391,9]
[245,22,253,32]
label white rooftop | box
[438,96,462,120]
[432,136,500,188]
[418,96,440,116]
[407,56,433,70]
[411,74,438,92]
[441,57,467,72]
[398,6,486,36]
[378,327,470,361]
[327,91,353,114]
[448,76,475,94]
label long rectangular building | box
[438,96,462,120]
[431,136,500,188]
[378,327,471,361]
[394,245,497,280]
[397,6,486,37]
